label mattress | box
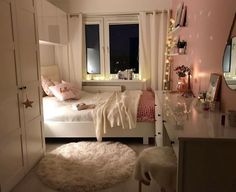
[43,90,155,122]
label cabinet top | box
[155,91,236,140]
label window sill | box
[82,79,146,83]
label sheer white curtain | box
[139,11,168,90]
[68,14,83,89]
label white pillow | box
[49,83,77,101]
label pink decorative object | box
[49,83,77,101]
[137,90,155,122]
[62,80,80,99]
[41,76,55,96]
[176,77,187,92]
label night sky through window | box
[109,24,139,74]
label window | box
[84,16,139,77]
[85,24,100,74]
[109,24,139,74]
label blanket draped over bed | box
[93,90,142,141]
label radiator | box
[82,85,122,93]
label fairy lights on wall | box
[163,15,175,90]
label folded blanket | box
[93,90,142,141]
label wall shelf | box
[166,53,186,56]
[168,26,180,35]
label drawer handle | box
[162,120,166,123]
[158,114,161,117]
[157,132,161,135]
[171,141,175,145]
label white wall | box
[39,44,55,66]
[48,0,171,13]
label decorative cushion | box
[62,80,80,99]
[49,83,77,101]
[41,76,55,96]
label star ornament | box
[22,98,34,108]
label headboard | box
[41,65,60,82]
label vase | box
[176,76,186,92]
[178,47,186,54]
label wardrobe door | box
[0,0,25,191]
[15,0,44,171]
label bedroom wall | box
[39,44,55,66]
[171,0,236,111]
[48,0,172,13]
[39,44,69,81]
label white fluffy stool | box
[134,146,177,192]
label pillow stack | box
[41,76,80,101]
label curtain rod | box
[69,10,169,18]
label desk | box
[155,91,236,192]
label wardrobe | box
[0,0,45,191]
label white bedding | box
[93,90,142,141]
[43,90,143,141]
[43,91,113,122]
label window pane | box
[85,24,100,74]
[109,24,139,74]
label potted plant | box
[174,65,190,92]
[176,39,187,54]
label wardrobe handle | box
[18,86,27,90]
[170,141,175,145]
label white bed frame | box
[41,65,155,144]
[44,121,154,144]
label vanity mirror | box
[222,13,236,90]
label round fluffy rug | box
[37,141,137,192]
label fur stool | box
[134,146,177,192]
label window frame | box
[104,16,139,77]
[84,17,105,77]
[83,15,139,79]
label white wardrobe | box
[0,0,45,191]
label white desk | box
[155,91,236,192]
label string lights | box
[163,15,175,90]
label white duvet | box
[43,90,142,141]
[43,91,113,122]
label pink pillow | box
[49,83,77,101]
[61,80,80,99]
[41,76,55,96]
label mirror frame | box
[223,41,232,73]
[222,13,236,90]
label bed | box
[41,65,155,144]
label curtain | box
[139,11,168,90]
[68,14,83,89]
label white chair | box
[134,146,177,192]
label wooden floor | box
[12,138,161,192]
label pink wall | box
[171,0,236,111]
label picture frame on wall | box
[174,2,184,27]
[206,73,221,102]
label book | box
[174,2,184,27]
[180,5,187,27]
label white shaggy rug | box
[37,141,137,192]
